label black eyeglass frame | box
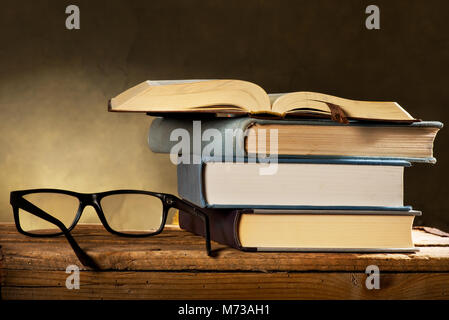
[10,189,212,270]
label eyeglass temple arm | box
[15,197,100,270]
[168,197,212,256]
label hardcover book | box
[177,157,411,210]
[149,117,442,163]
[179,208,421,252]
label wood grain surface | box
[1,223,449,299]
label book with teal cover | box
[177,157,412,211]
[148,116,442,163]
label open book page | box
[109,79,416,122]
[271,92,415,121]
[109,79,271,113]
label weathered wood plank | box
[1,224,449,272]
[2,270,449,300]
[2,224,449,300]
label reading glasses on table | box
[10,189,213,270]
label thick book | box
[178,157,411,210]
[149,117,442,163]
[179,208,421,252]
[109,79,417,122]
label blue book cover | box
[177,157,412,210]
[149,116,442,163]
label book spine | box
[177,162,206,207]
[148,116,254,155]
[178,209,242,250]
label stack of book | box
[110,79,442,252]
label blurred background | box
[0,0,448,230]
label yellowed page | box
[272,91,415,121]
[109,79,271,112]
[239,214,414,248]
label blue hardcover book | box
[149,117,442,163]
[177,157,412,210]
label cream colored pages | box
[110,79,416,121]
[238,214,414,248]
[245,124,438,158]
[204,162,404,207]
[272,91,414,120]
[109,79,271,112]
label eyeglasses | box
[10,189,212,270]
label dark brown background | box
[0,0,447,229]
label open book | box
[109,79,417,123]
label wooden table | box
[1,223,449,300]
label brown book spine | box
[179,209,254,251]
